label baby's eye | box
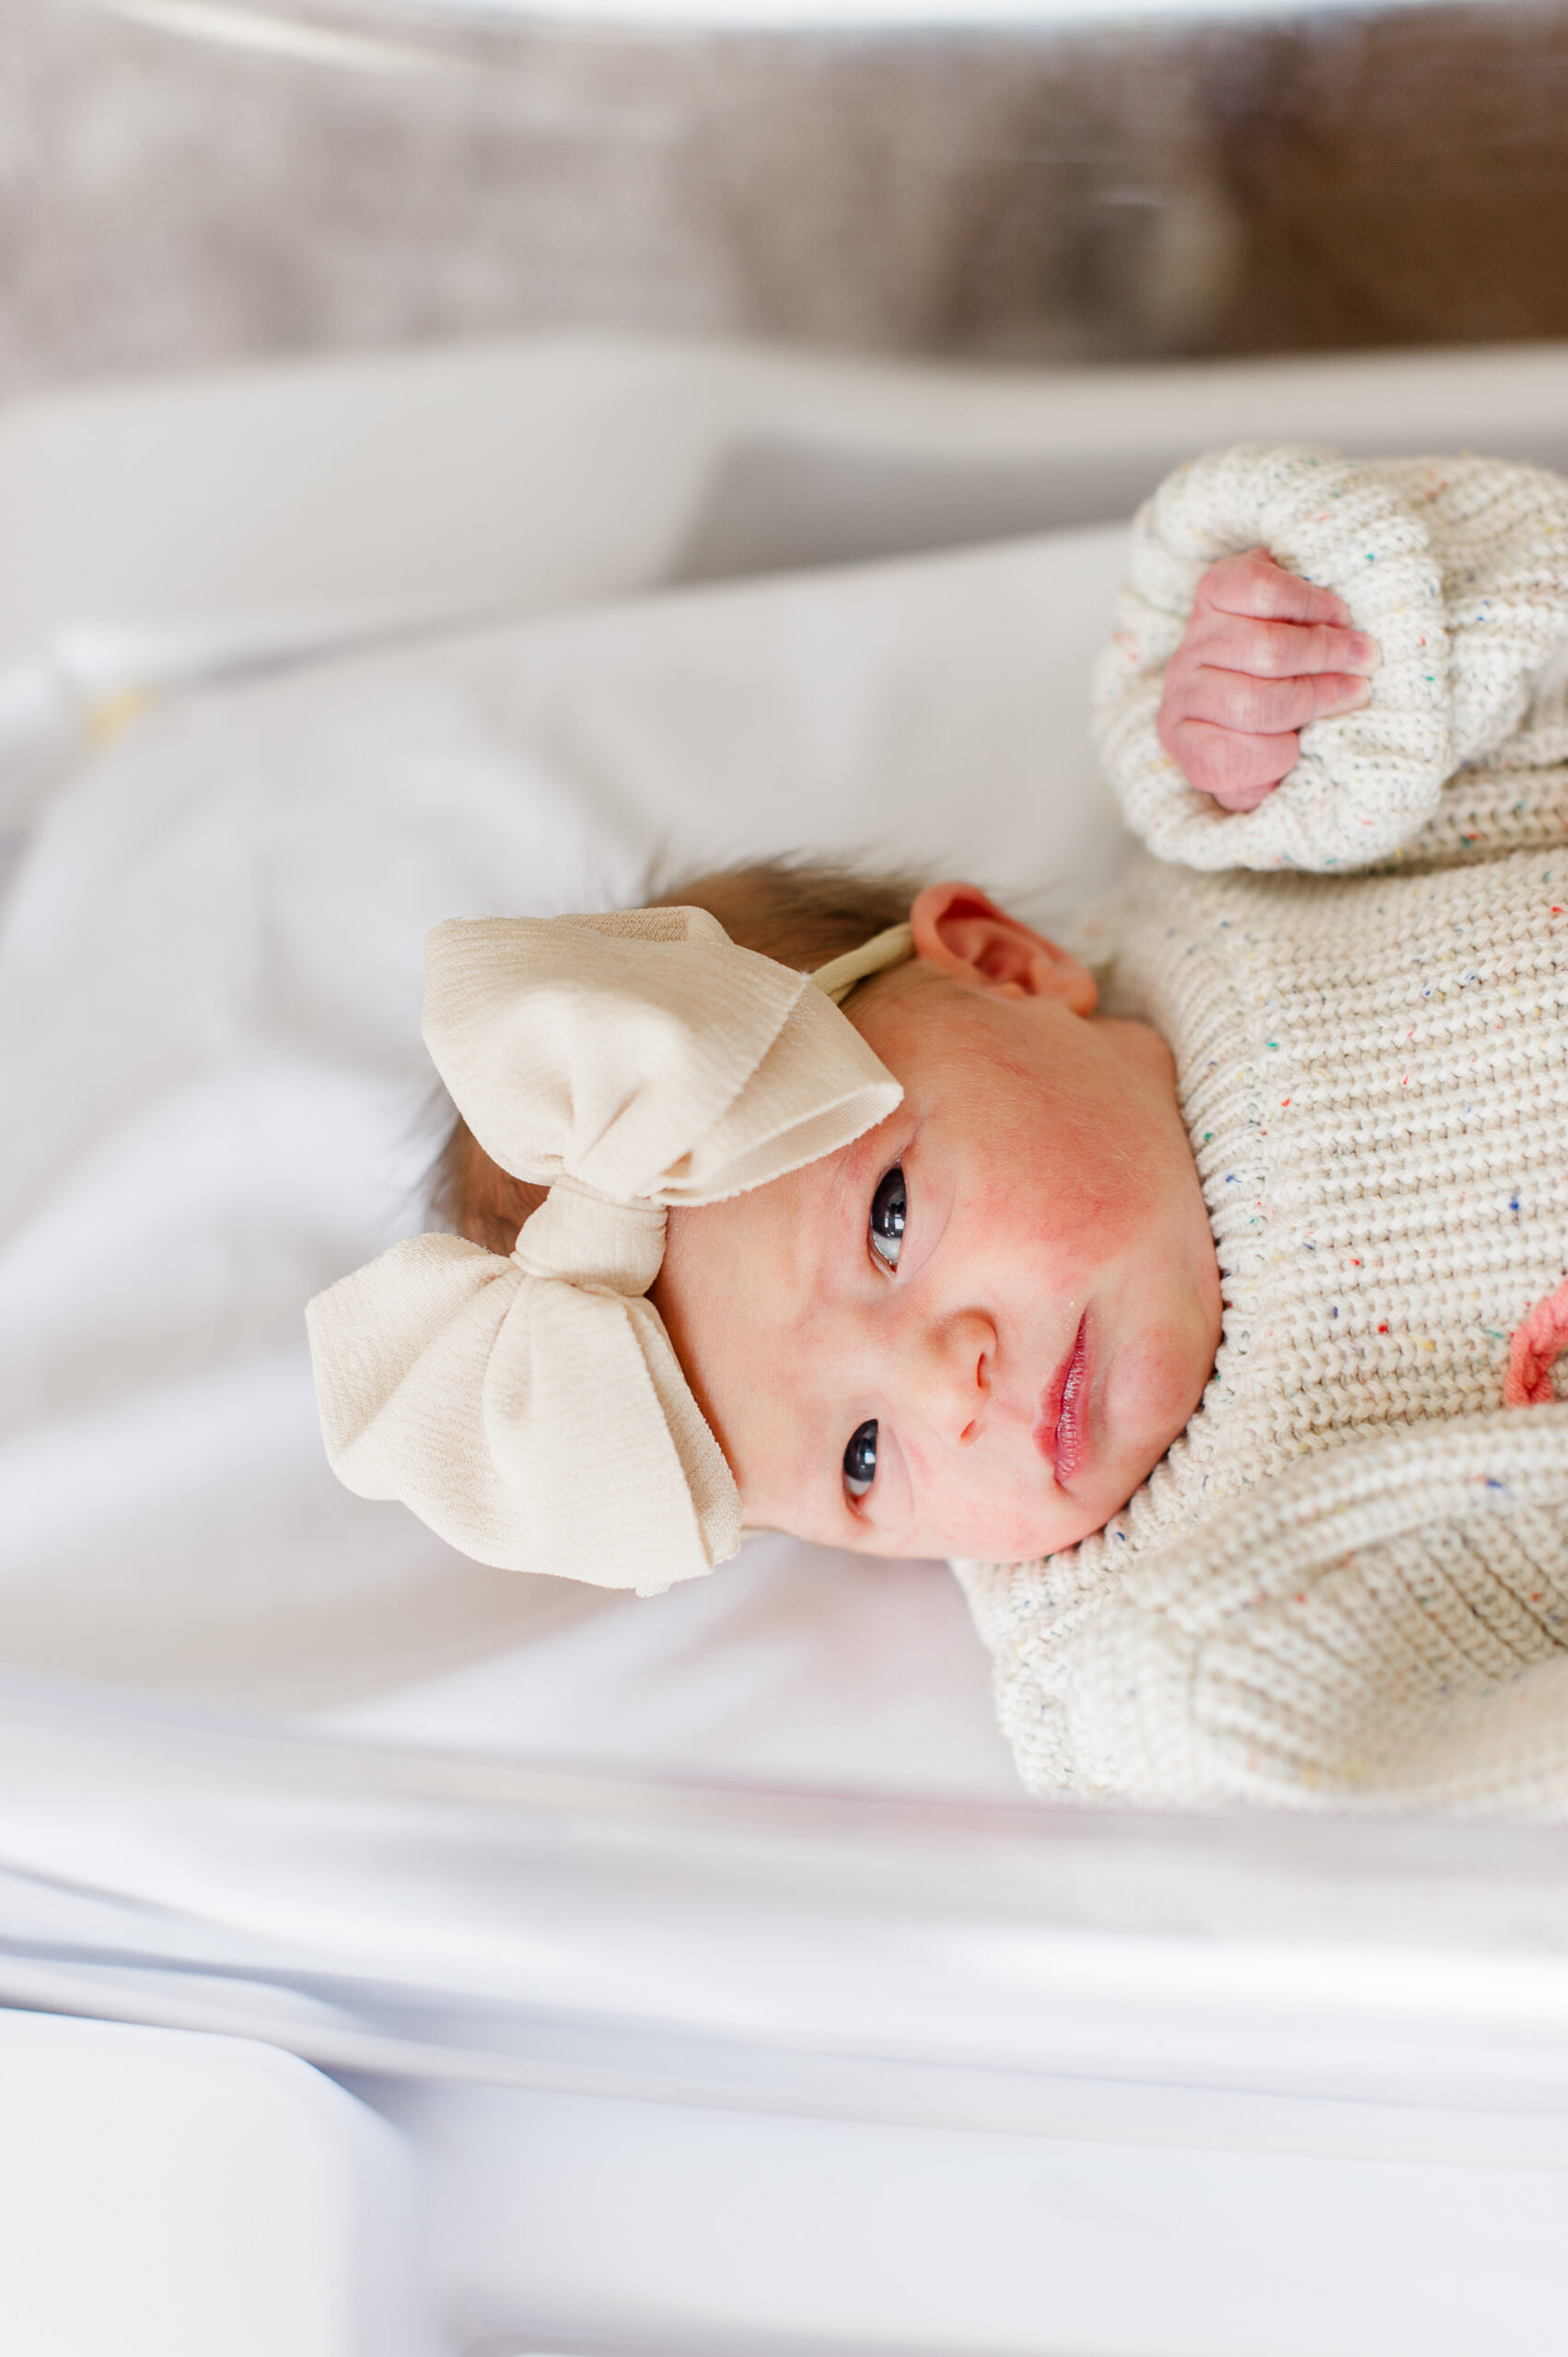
[868,1164,906,1272]
[843,1420,877,1501]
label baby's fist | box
[1156,548,1380,809]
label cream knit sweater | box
[955,447,1568,1814]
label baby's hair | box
[431,855,925,1254]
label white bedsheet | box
[0,521,1131,1792]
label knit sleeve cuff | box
[1090,445,1452,873]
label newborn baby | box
[313,444,1568,1811]
[647,510,1392,1562]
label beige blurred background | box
[4,0,1568,398]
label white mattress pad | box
[0,517,1132,1792]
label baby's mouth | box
[1034,1315,1090,1489]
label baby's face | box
[653,887,1223,1563]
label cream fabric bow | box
[306,908,905,1594]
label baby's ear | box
[909,881,1098,1014]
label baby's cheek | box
[972,1128,1112,1254]
[1007,1170,1148,1276]
[1011,1093,1161,1252]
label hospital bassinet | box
[6,322,1568,2355]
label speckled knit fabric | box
[955,447,1568,1814]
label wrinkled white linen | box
[0,524,1128,1784]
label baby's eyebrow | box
[808,1133,871,1307]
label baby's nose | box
[908,1310,993,1445]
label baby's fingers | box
[1179,665,1372,737]
[1157,547,1382,808]
[1164,718,1300,811]
[1192,611,1381,681]
[1199,548,1353,628]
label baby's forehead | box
[650,1162,840,1503]
[848,959,987,1058]
[665,1117,848,1291]
[663,970,980,1271]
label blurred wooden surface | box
[2,0,1566,392]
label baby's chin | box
[946,1413,1184,1562]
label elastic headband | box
[810,921,916,1004]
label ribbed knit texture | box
[955,448,1568,1814]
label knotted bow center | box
[513,1176,667,1297]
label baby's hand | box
[1156,549,1380,810]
